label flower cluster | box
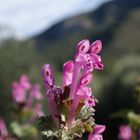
[40,39,105,140]
[12,75,44,121]
[11,75,44,138]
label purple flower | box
[41,39,105,136]
[41,64,55,88]
[88,125,106,140]
[69,39,104,99]
[62,60,74,86]
[76,39,90,54]
[118,125,132,140]
[47,86,62,123]
[80,73,93,86]
[90,40,102,54]
[19,75,31,90]
[12,82,26,103]
[0,118,8,137]
[27,84,43,107]
[34,103,44,117]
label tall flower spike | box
[40,39,105,140]
[62,60,74,86]
[41,64,55,88]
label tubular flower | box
[40,39,105,140]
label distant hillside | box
[33,0,140,48]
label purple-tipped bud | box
[90,40,102,54]
[62,60,74,86]
[77,39,90,54]
[19,75,31,90]
[41,64,55,88]
[80,73,93,86]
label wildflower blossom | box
[0,118,8,138]
[40,39,105,140]
[11,75,44,123]
[88,125,106,140]
[118,125,132,140]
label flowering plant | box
[39,39,105,140]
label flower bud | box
[77,39,90,54]
[41,64,55,87]
[90,40,102,54]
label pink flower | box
[41,64,55,88]
[47,86,62,123]
[12,82,26,103]
[76,39,90,54]
[69,39,104,99]
[90,40,102,54]
[62,60,74,86]
[85,96,96,107]
[41,39,105,132]
[80,73,93,86]
[118,125,132,140]
[0,118,8,137]
[88,125,106,140]
[19,75,31,90]
[27,84,43,107]
[34,104,44,117]
[30,84,42,100]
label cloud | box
[0,0,110,39]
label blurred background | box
[0,0,140,139]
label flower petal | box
[62,60,74,86]
[80,73,93,86]
[90,40,102,54]
[41,64,55,88]
[93,125,106,134]
[77,39,90,54]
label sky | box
[0,0,110,39]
